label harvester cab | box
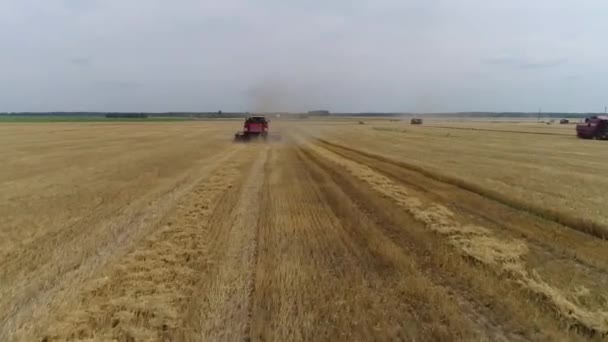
[234,115,281,142]
[576,116,608,140]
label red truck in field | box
[576,116,608,140]
[234,116,281,142]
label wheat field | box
[1,119,607,341]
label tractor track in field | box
[296,145,527,342]
[421,125,571,136]
[307,138,608,339]
[3,145,244,341]
[315,139,608,271]
[249,145,454,340]
[196,146,268,340]
[31,146,265,341]
[243,141,530,341]
[316,138,608,239]
[242,149,270,342]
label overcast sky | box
[1,0,607,112]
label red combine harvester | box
[234,115,281,142]
[576,116,608,140]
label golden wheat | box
[1,120,606,341]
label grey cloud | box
[564,74,582,81]
[94,81,143,90]
[484,55,521,65]
[0,0,607,112]
[69,57,92,66]
[484,55,567,69]
[519,58,567,69]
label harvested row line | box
[249,145,480,341]
[31,153,248,341]
[317,139,608,240]
[196,146,269,341]
[317,139,608,275]
[414,125,570,136]
[304,139,608,337]
[0,145,243,341]
[299,145,545,341]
